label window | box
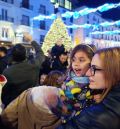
[40,35,45,44]
[70,17,73,23]
[22,0,29,8]
[51,0,72,10]
[86,33,89,37]
[1,9,7,20]
[1,0,7,2]
[115,36,117,41]
[2,28,8,38]
[87,21,89,24]
[63,17,66,21]
[21,15,30,26]
[59,0,65,7]
[70,28,73,34]
[50,0,57,3]
[40,21,46,30]
[46,11,49,15]
[87,15,89,19]
[65,0,72,10]
[39,5,46,14]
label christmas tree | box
[42,17,72,55]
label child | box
[39,73,47,85]
[43,70,64,88]
[58,44,96,122]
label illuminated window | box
[50,0,56,3]
[59,0,65,7]
[51,0,72,10]
[2,28,8,38]
[65,0,71,10]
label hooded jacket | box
[57,83,120,129]
[1,86,61,129]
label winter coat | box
[0,56,9,74]
[1,86,61,129]
[1,41,45,107]
[57,83,120,129]
[51,58,68,73]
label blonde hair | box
[96,47,120,102]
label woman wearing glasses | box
[57,47,120,129]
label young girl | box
[58,44,96,122]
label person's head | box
[11,44,26,62]
[43,70,64,87]
[56,38,63,46]
[86,47,120,102]
[39,74,47,85]
[70,44,96,77]
[0,47,7,58]
[59,52,68,64]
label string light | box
[32,2,120,21]
[91,30,120,35]
[66,20,120,29]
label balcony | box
[0,0,14,4]
[0,15,14,22]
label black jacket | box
[51,58,68,73]
[0,56,8,74]
[51,44,65,58]
[1,41,45,107]
[57,83,120,129]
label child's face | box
[40,74,47,85]
[72,51,91,77]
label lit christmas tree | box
[42,17,72,55]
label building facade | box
[0,1,119,48]
[0,0,73,46]
[73,6,120,48]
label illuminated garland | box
[66,20,120,29]
[90,30,120,35]
[33,2,120,20]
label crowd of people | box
[0,33,120,129]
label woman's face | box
[72,51,91,77]
[86,54,106,89]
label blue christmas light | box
[66,19,120,29]
[32,2,120,21]
[91,30,120,35]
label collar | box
[69,71,89,84]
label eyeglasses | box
[89,65,104,76]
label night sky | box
[72,0,120,21]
